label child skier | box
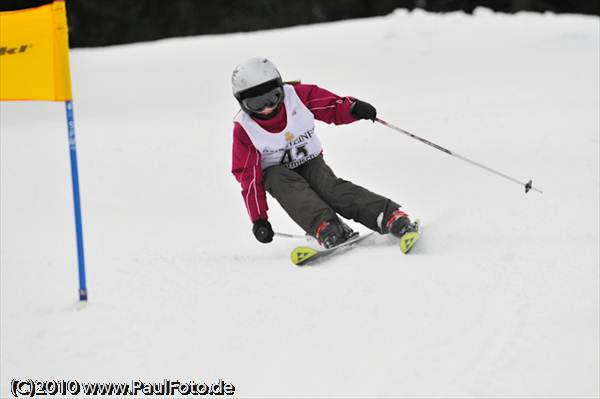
[231,57,417,249]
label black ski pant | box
[263,154,400,237]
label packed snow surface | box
[1,8,599,398]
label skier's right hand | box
[253,219,274,243]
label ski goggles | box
[241,86,284,113]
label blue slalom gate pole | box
[65,100,88,301]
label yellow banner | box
[0,0,72,101]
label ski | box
[290,220,421,265]
[399,220,421,254]
[291,232,376,266]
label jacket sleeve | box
[231,122,269,222]
[293,83,358,125]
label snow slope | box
[1,8,599,398]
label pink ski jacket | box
[231,83,359,222]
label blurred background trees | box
[2,0,598,47]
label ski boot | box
[385,209,420,253]
[315,218,357,249]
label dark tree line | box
[2,0,598,48]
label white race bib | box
[235,84,323,170]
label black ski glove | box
[350,99,377,121]
[253,219,274,243]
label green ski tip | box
[399,220,421,254]
[400,231,420,254]
[291,246,318,265]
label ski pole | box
[376,118,543,194]
[275,232,315,241]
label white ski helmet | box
[231,57,282,100]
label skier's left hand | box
[350,99,377,121]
